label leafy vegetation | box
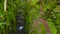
[0,0,60,34]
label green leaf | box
[47,18,57,34]
[30,0,39,5]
